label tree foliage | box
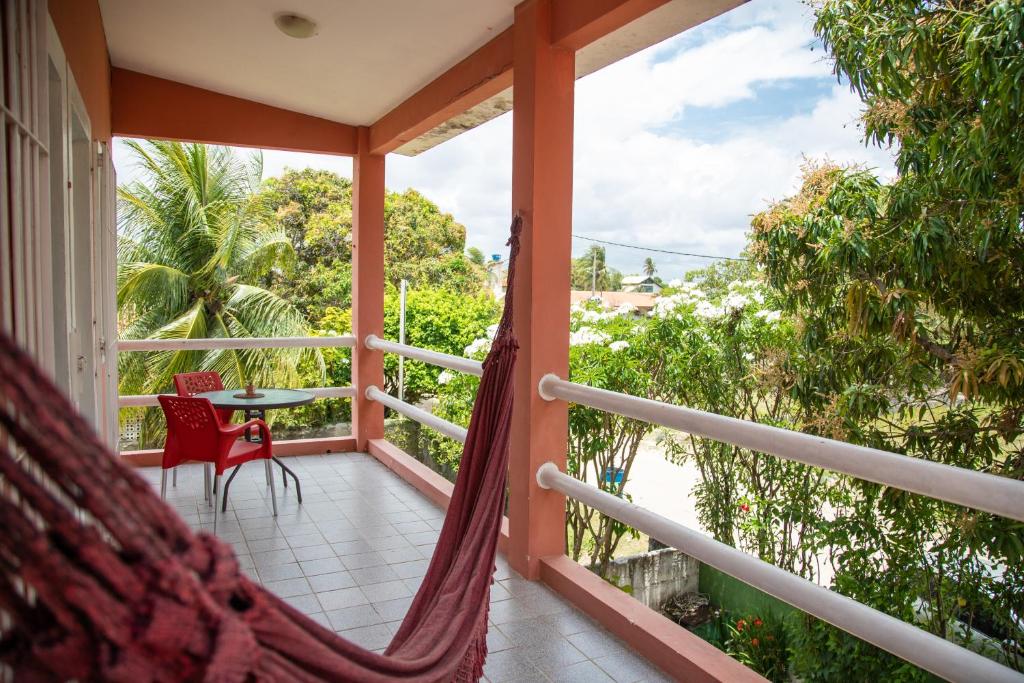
[741,1,1024,675]
[117,142,316,404]
[643,257,656,278]
[571,245,624,291]
[256,170,488,320]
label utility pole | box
[398,279,407,402]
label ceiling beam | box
[552,0,673,51]
[111,68,358,156]
[368,27,514,156]
[368,0,696,156]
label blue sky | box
[115,0,896,280]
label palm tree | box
[117,141,321,415]
[643,257,656,278]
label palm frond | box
[116,262,190,315]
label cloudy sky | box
[115,0,896,280]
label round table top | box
[195,388,316,410]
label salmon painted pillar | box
[508,0,574,580]
[352,127,386,451]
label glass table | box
[196,388,315,511]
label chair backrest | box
[173,371,232,424]
[158,395,221,468]
[173,371,224,395]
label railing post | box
[507,0,574,579]
[352,127,386,451]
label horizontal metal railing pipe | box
[118,336,356,352]
[538,374,1024,523]
[364,335,483,377]
[364,385,468,444]
[536,462,1023,683]
[118,386,356,409]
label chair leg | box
[204,463,212,504]
[160,469,168,499]
[213,473,222,534]
[266,458,278,517]
[172,467,177,487]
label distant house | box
[621,275,662,294]
[486,260,508,299]
[570,290,657,315]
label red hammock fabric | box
[0,219,523,682]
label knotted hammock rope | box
[0,219,523,682]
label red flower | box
[736,619,746,631]
[751,638,760,647]
[753,618,763,627]
[739,503,750,513]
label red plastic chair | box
[172,371,237,493]
[173,371,234,425]
[158,395,277,532]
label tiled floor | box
[140,452,673,682]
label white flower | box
[615,303,637,316]
[694,301,724,319]
[668,278,682,287]
[609,340,630,352]
[486,323,499,338]
[464,338,492,356]
[570,327,611,346]
[754,310,782,323]
[743,352,755,362]
[437,370,454,385]
[722,292,751,312]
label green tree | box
[255,168,354,322]
[683,258,757,300]
[466,246,486,266]
[382,288,499,405]
[117,141,316,404]
[256,170,487,319]
[642,257,656,278]
[571,245,623,291]
[743,1,1024,674]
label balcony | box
[116,334,1024,682]
[139,453,674,683]
[4,1,1023,681]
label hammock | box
[0,219,523,682]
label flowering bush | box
[433,273,812,572]
[726,614,789,682]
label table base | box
[219,408,303,513]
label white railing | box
[536,463,1023,683]
[365,334,483,376]
[117,336,357,408]
[538,374,1024,523]
[365,385,468,443]
[363,335,479,440]
[118,335,356,352]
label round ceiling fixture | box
[274,12,318,39]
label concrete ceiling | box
[98,0,519,127]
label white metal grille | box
[1,0,48,369]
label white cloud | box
[388,0,896,276]
[113,0,896,279]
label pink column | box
[507,0,575,579]
[351,126,386,452]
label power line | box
[572,233,749,262]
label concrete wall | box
[604,548,699,610]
